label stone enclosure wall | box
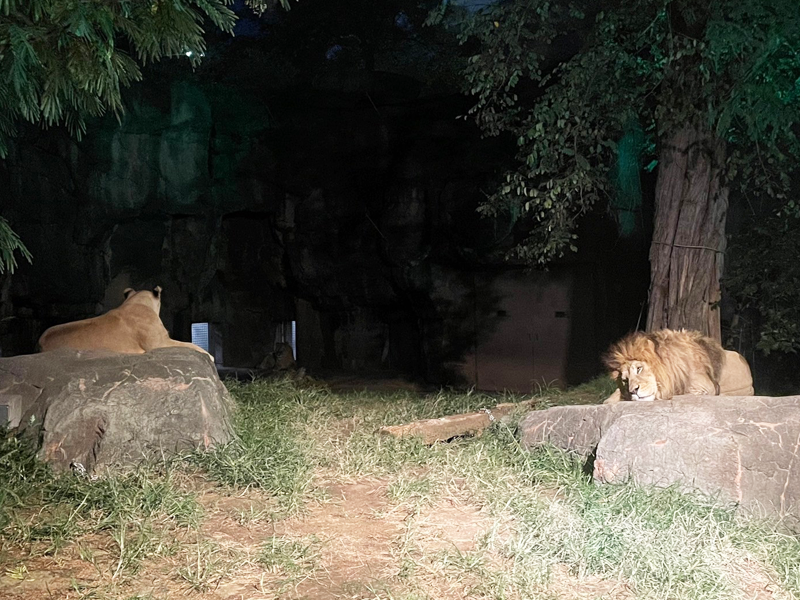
[0,68,647,389]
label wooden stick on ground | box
[378,399,538,445]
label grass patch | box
[177,538,249,593]
[258,534,322,593]
[386,473,439,505]
[423,436,800,600]
[2,377,799,599]
[0,431,199,577]
[537,374,617,406]
[259,534,321,574]
[187,379,315,514]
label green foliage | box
[447,0,800,264]
[0,0,289,273]
[0,216,31,273]
[0,0,290,158]
[725,215,800,354]
[610,119,648,236]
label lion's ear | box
[123,288,136,299]
[153,286,162,298]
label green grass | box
[186,379,315,514]
[386,473,440,505]
[212,378,800,599]
[0,430,199,576]
[259,534,321,574]
[1,377,799,600]
[419,434,800,600]
[176,539,250,593]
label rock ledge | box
[519,396,800,527]
[0,348,235,472]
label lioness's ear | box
[153,286,162,298]
[123,288,136,299]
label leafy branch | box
[0,0,291,273]
[0,216,31,274]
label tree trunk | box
[646,126,728,341]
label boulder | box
[0,348,235,472]
[519,403,615,457]
[519,396,800,526]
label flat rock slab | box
[0,348,235,472]
[379,400,536,444]
[519,396,800,526]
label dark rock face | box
[519,397,800,526]
[0,348,235,472]
[0,80,510,378]
[0,47,647,388]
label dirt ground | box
[0,476,491,600]
[0,472,646,600]
[2,476,790,600]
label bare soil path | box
[0,477,500,600]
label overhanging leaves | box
[448,0,800,264]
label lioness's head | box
[603,332,663,401]
[122,286,162,314]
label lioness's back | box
[38,312,145,353]
[37,286,209,358]
[38,287,164,354]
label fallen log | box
[378,399,538,445]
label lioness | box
[38,286,211,358]
[602,329,753,404]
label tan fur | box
[602,329,753,403]
[38,286,211,358]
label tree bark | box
[646,126,728,341]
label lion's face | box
[121,286,162,314]
[613,360,660,401]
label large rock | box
[519,397,800,526]
[519,403,616,457]
[0,348,235,472]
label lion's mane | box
[603,329,725,399]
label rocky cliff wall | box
[0,63,645,386]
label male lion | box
[38,286,211,358]
[602,329,753,404]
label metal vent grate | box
[191,322,210,352]
[275,321,297,359]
